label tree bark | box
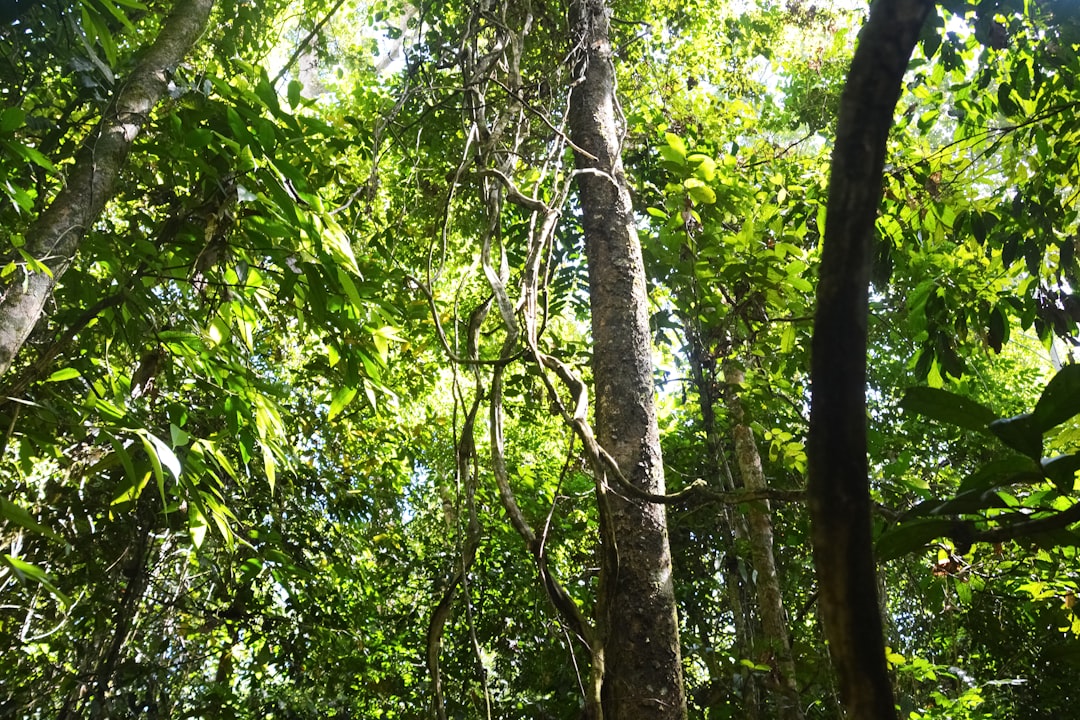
[807,1,932,718]
[684,332,760,720]
[723,361,803,720]
[0,0,216,376]
[568,2,686,718]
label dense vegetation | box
[2,0,1080,718]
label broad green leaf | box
[170,424,191,447]
[663,132,687,157]
[1013,60,1031,99]
[17,249,53,276]
[997,82,1017,116]
[0,497,64,544]
[1042,454,1080,493]
[329,385,359,421]
[287,80,303,109]
[371,326,403,363]
[687,153,716,181]
[111,471,151,506]
[900,387,998,431]
[877,518,955,560]
[780,323,796,354]
[2,555,70,606]
[908,488,1010,517]
[685,181,717,205]
[957,454,1041,493]
[337,267,364,311]
[189,503,208,549]
[1032,364,1080,432]
[97,0,138,32]
[45,368,81,382]
[0,107,24,133]
[138,433,166,506]
[989,413,1043,460]
[320,215,360,275]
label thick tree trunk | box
[568,1,686,718]
[807,1,931,718]
[0,0,216,376]
[722,361,803,720]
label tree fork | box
[807,0,933,718]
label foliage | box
[1,0,1080,718]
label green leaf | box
[262,444,276,494]
[658,144,685,166]
[646,207,668,219]
[780,324,796,354]
[111,471,151,506]
[1042,454,1080,492]
[0,107,25,133]
[1032,364,1080,432]
[687,153,716,181]
[987,304,1007,353]
[663,132,687,158]
[997,82,1018,116]
[1013,60,1031,100]
[17,248,52,276]
[921,26,942,60]
[989,413,1043,460]
[684,178,716,204]
[97,0,138,32]
[2,139,57,173]
[2,555,70,606]
[900,387,998,431]
[189,503,208,549]
[957,454,1041,493]
[170,424,191,447]
[877,518,954,561]
[337,267,364,311]
[107,434,138,485]
[287,80,303,109]
[329,385,359,421]
[0,497,64,544]
[146,431,181,480]
[687,184,717,205]
[908,488,1011,516]
[138,432,167,507]
[45,367,81,382]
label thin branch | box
[270,0,349,87]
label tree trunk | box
[684,328,760,720]
[568,2,686,718]
[723,361,802,720]
[0,0,216,376]
[807,1,931,718]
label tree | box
[3,1,1080,719]
[568,1,686,717]
[0,0,216,376]
[807,0,932,717]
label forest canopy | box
[1,0,1080,718]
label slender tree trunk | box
[807,1,931,718]
[683,327,760,720]
[723,361,803,720]
[0,0,216,376]
[568,2,686,718]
